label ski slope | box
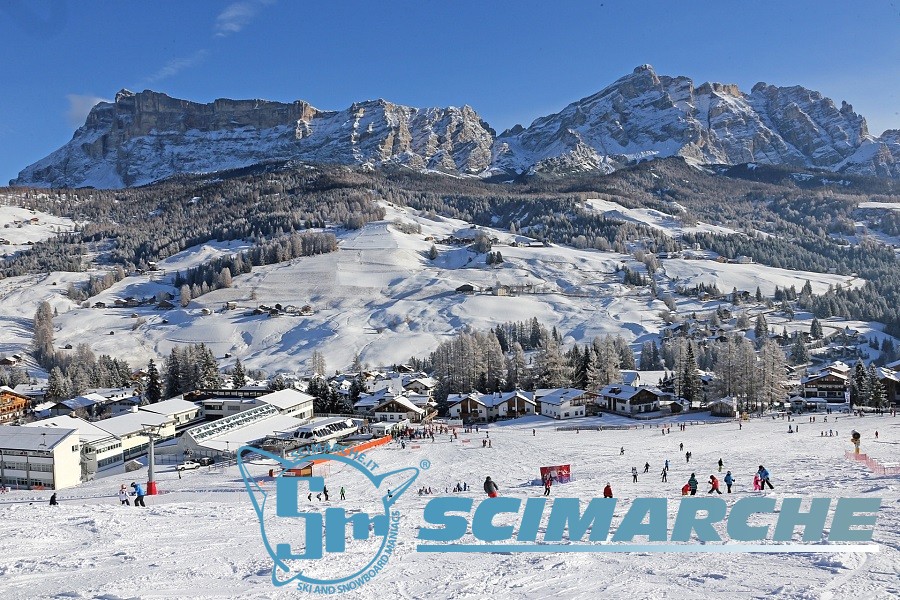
[0,412,897,599]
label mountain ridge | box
[12,65,900,188]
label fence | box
[844,450,900,476]
[556,420,715,432]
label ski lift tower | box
[141,423,166,495]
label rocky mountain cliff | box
[14,90,495,188]
[12,66,899,188]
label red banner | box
[540,464,571,484]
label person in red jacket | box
[708,475,722,494]
[681,483,691,496]
[603,482,613,498]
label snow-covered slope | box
[0,413,896,598]
[0,202,861,377]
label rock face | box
[14,90,495,188]
[12,66,900,188]
[491,65,899,178]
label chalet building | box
[872,367,900,405]
[0,386,28,424]
[597,384,664,414]
[708,397,738,417]
[403,377,436,396]
[447,392,486,422]
[447,392,536,422]
[0,354,22,367]
[535,388,593,419]
[801,363,850,404]
[49,393,111,418]
[373,395,425,423]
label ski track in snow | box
[0,414,898,599]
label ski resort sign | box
[240,447,880,595]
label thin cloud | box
[66,94,110,127]
[214,0,273,37]
[146,49,210,84]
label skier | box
[118,485,130,506]
[757,465,774,489]
[620,446,625,455]
[603,482,613,498]
[323,485,329,501]
[661,467,668,483]
[679,442,684,452]
[484,476,499,498]
[664,459,669,471]
[875,430,879,439]
[131,482,146,507]
[724,471,734,493]
[643,462,650,473]
[687,473,698,496]
[632,466,638,483]
[685,451,691,463]
[340,486,345,500]
[708,475,722,494]
[752,472,761,491]
[543,475,552,496]
[718,458,723,472]
[532,429,535,436]
[681,483,691,496]
[49,493,58,506]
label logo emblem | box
[239,446,418,591]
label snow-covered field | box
[0,203,75,256]
[0,413,897,599]
[584,198,739,237]
[0,202,863,377]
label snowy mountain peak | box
[11,66,900,188]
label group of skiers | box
[680,465,772,495]
[117,483,146,507]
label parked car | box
[177,460,201,471]
[197,457,215,466]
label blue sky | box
[1,0,898,184]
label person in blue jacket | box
[757,465,774,490]
[723,471,735,493]
[131,482,147,507]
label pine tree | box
[197,345,221,389]
[535,337,569,388]
[428,244,438,260]
[164,348,182,397]
[754,314,769,348]
[146,359,162,403]
[33,301,55,365]
[46,366,70,401]
[639,341,655,371]
[810,318,823,340]
[680,344,702,404]
[232,358,247,388]
[790,335,810,365]
[268,374,288,391]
